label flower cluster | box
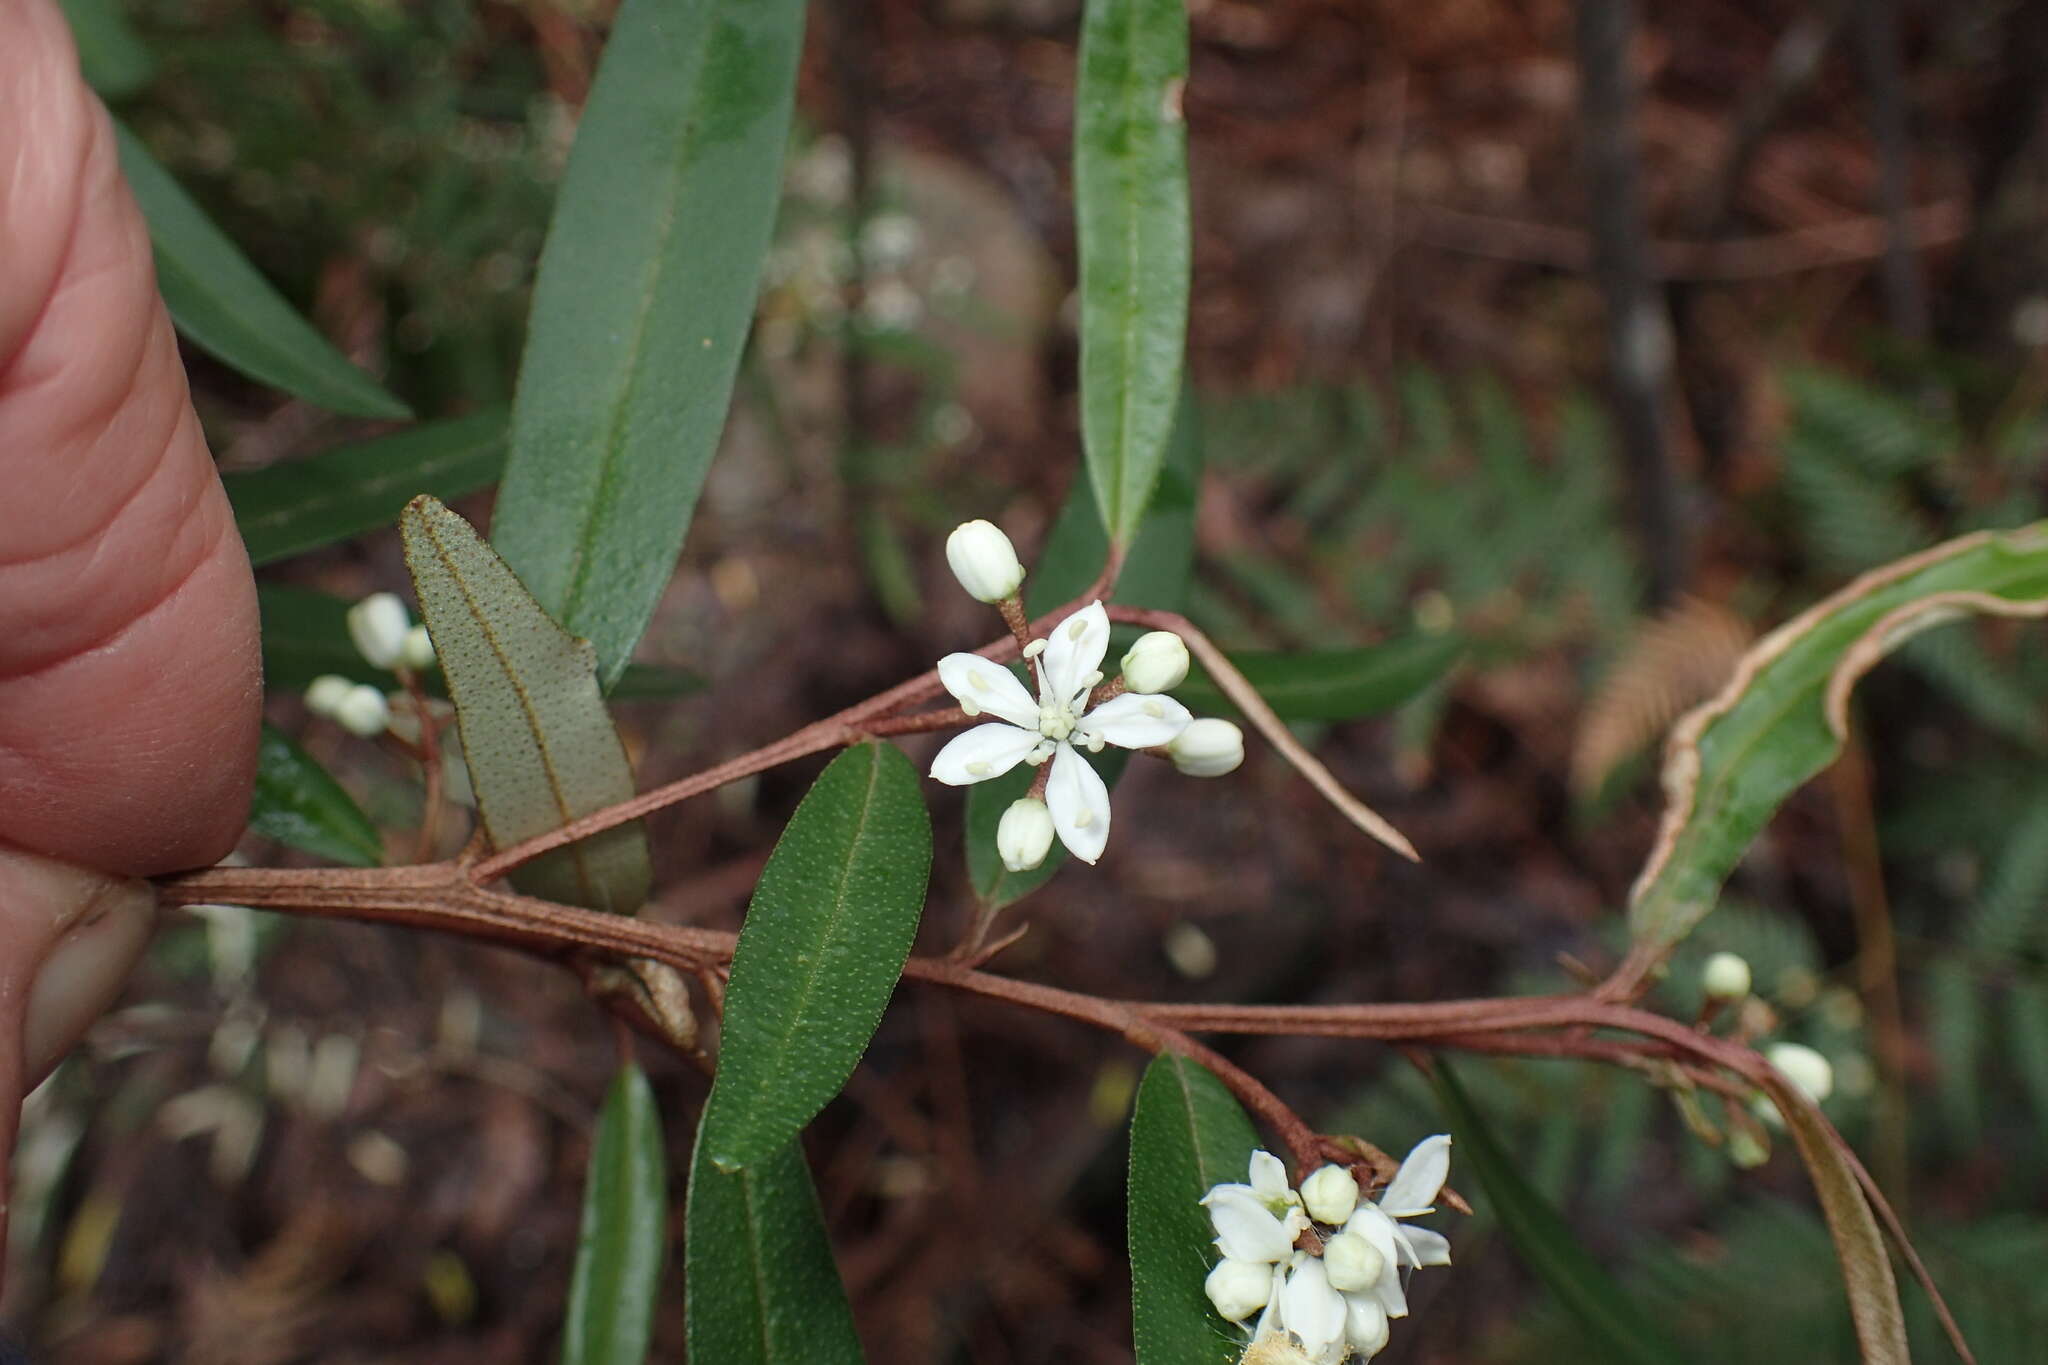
[930,521,1246,869]
[304,592,435,737]
[1201,1140,1452,1363]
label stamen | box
[1067,617,1088,641]
[966,761,992,777]
[1074,809,1094,828]
[1022,639,1047,659]
[960,699,981,717]
[969,672,991,692]
[1143,700,1164,718]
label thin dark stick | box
[1852,0,1927,340]
[1576,0,1685,605]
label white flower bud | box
[1766,1042,1833,1104]
[1168,718,1244,777]
[1120,630,1190,693]
[1345,1290,1392,1356]
[996,798,1055,872]
[347,592,411,669]
[1702,951,1752,1001]
[1298,1164,1359,1226]
[1321,1230,1384,1293]
[944,519,1025,603]
[399,624,436,670]
[1204,1256,1273,1323]
[333,684,392,738]
[304,674,355,718]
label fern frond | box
[1572,596,1754,799]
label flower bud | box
[1346,1294,1392,1356]
[399,624,436,670]
[996,798,1055,872]
[347,592,411,669]
[1120,630,1189,693]
[333,684,392,738]
[1766,1042,1833,1103]
[1203,1256,1273,1323]
[1702,951,1752,1002]
[305,674,355,718]
[1321,1230,1385,1293]
[1168,718,1244,778]
[944,519,1025,603]
[1298,1164,1359,1226]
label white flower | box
[1169,717,1244,777]
[399,623,436,670]
[1702,951,1752,1001]
[944,520,1025,603]
[1766,1042,1833,1103]
[1201,1150,1306,1264]
[1120,630,1189,694]
[1299,1164,1359,1226]
[332,684,392,738]
[928,602,1190,863]
[347,592,411,670]
[1341,1135,1454,1322]
[1205,1256,1276,1322]
[996,798,1055,872]
[305,674,355,718]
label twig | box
[1575,0,1684,606]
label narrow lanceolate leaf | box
[1631,524,2048,954]
[1173,637,1465,723]
[561,1064,667,1365]
[112,123,410,420]
[1768,1081,1911,1365]
[400,496,650,914]
[1430,1063,1691,1365]
[247,725,382,867]
[226,409,507,566]
[1127,1053,1258,1365]
[1075,0,1190,546]
[702,744,931,1171]
[683,1130,863,1365]
[57,0,156,98]
[492,0,806,691]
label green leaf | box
[1173,637,1464,723]
[259,584,696,702]
[492,0,806,691]
[1430,1062,1691,1365]
[1031,386,1201,614]
[247,724,382,867]
[1074,0,1190,545]
[400,496,651,914]
[562,1063,667,1365]
[683,1131,863,1365]
[57,0,156,98]
[1631,524,2048,953]
[702,744,930,1171]
[1127,1053,1258,1365]
[112,122,410,420]
[226,410,507,566]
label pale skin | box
[0,0,263,1232]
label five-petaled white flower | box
[927,601,1190,863]
[1200,1138,1453,1364]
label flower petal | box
[1045,743,1110,863]
[1041,601,1109,709]
[1279,1256,1348,1364]
[1201,1187,1294,1264]
[936,653,1040,729]
[1400,1226,1452,1267]
[928,723,1042,786]
[1379,1134,1451,1216]
[1077,691,1192,750]
[1248,1150,1291,1198]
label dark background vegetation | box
[12,0,2048,1360]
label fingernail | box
[0,846,157,1084]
